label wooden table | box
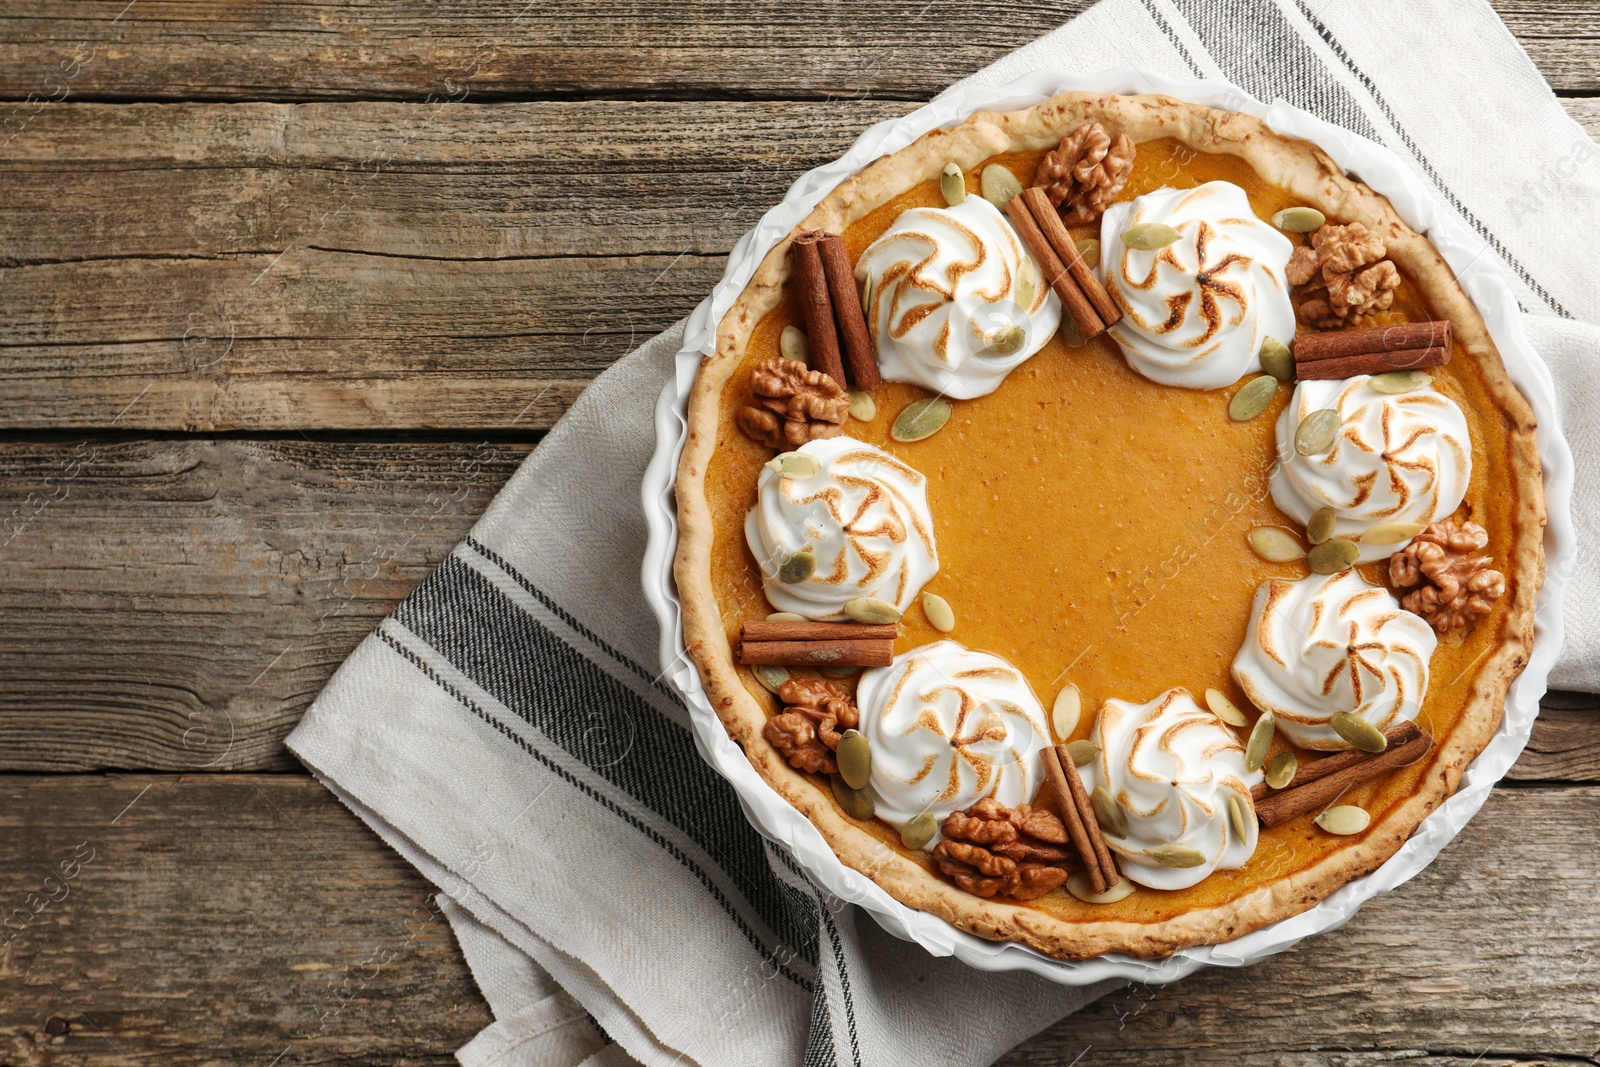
[1,3,1596,1063]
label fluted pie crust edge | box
[672,92,1545,960]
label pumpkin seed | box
[1229,374,1280,421]
[767,451,820,479]
[1369,369,1431,394]
[860,273,876,321]
[1259,336,1294,381]
[831,775,876,820]
[1066,871,1134,904]
[1264,751,1298,790]
[1330,711,1388,753]
[1015,257,1039,309]
[1228,793,1253,841]
[1066,739,1102,767]
[1146,843,1208,868]
[921,592,955,633]
[753,664,789,694]
[1295,408,1342,456]
[891,396,952,442]
[848,390,877,422]
[979,163,1022,208]
[1361,521,1426,546]
[1205,688,1249,728]
[1248,526,1306,563]
[988,324,1026,357]
[1245,713,1275,773]
[1307,537,1360,574]
[837,729,872,789]
[844,597,903,624]
[778,549,817,584]
[766,612,806,622]
[780,325,809,362]
[1315,804,1371,835]
[1075,238,1101,269]
[1306,507,1337,545]
[1122,222,1182,250]
[1060,317,1086,348]
[900,812,938,851]
[1271,206,1327,233]
[1052,684,1082,740]
[819,664,860,678]
[940,162,966,206]
[1090,786,1129,838]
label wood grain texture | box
[0,437,529,772]
[1,96,1594,431]
[0,1,1594,102]
[0,775,1596,1066]
[0,100,895,430]
[0,775,487,1066]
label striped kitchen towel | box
[286,1,1600,1064]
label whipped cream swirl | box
[1232,571,1436,751]
[745,436,938,620]
[1080,689,1260,891]
[855,196,1061,399]
[856,640,1050,836]
[1270,375,1471,561]
[1100,182,1296,390]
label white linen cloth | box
[286,0,1600,1063]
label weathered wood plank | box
[0,100,889,430]
[0,251,711,431]
[2,97,1595,431]
[0,774,485,1066]
[0,100,909,262]
[7,95,1588,262]
[0,437,1594,777]
[1563,96,1600,138]
[0,1,1592,102]
[0,438,530,772]
[0,775,1595,1065]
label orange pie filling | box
[704,135,1526,926]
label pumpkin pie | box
[673,92,1543,960]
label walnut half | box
[763,678,859,775]
[737,357,849,450]
[1032,122,1135,227]
[1389,520,1506,633]
[1285,221,1401,328]
[932,797,1072,901]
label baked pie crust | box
[673,92,1544,959]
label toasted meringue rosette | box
[1233,571,1436,751]
[856,641,1050,834]
[745,436,938,620]
[1080,689,1260,891]
[856,196,1060,398]
[1099,181,1297,390]
[1270,374,1471,561]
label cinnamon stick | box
[1293,346,1449,381]
[1022,187,1121,328]
[737,639,894,667]
[816,234,880,391]
[1254,730,1434,829]
[1041,744,1109,893]
[1003,196,1105,340]
[1249,720,1423,803]
[1059,742,1118,887]
[790,232,847,386]
[1292,320,1452,363]
[741,620,898,643]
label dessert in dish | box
[673,92,1543,959]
